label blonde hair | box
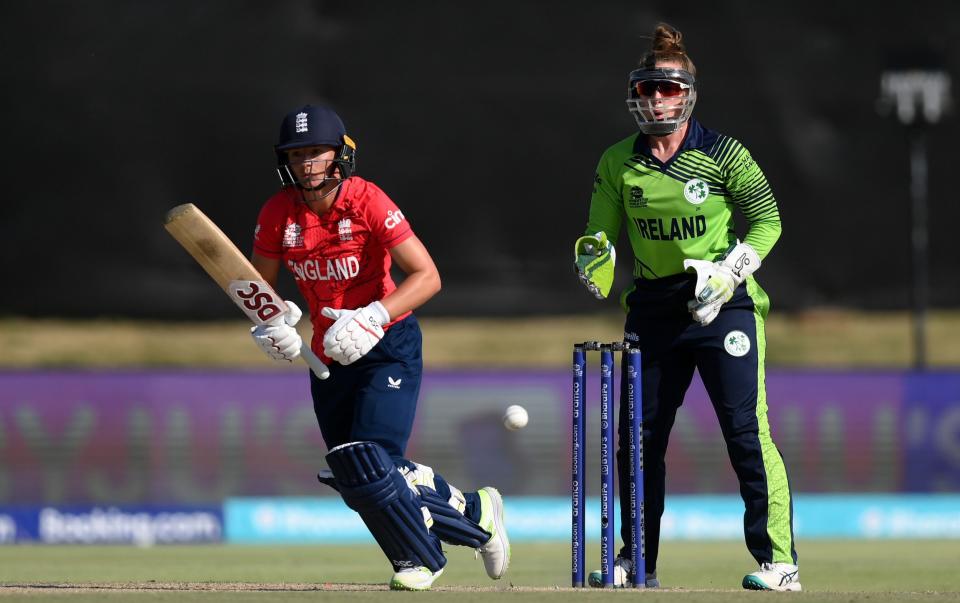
[640,23,696,76]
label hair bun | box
[652,23,685,53]
[640,22,695,76]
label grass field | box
[2,309,960,368]
[1,541,958,601]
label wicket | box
[572,341,645,588]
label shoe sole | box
[482,487,510,579]
[389,567,444,591]
[742,575,802,592]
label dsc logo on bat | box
[228,280,285,324]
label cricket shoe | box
[389,566,444,591]
[475,487,510,579]
[588,557,659,588]
[742,562,801,591]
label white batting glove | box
[250,301,304,362]
[683,242,761,326]
[321,301,390,365]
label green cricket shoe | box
[476,487,510,579]
[389,566,444,591]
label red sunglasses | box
[635,80,688,97]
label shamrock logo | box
[723,330,751,357]
[683,178,710,205]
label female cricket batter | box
[247,104,509,590]
[574,24,799,591]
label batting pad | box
[418,485,491,548]
[326,441,446,573]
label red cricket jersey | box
[253,177,415,360]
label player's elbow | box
[429,269,442,298]
[770,221,783,247]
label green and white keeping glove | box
[682,241,761,326]
[574,231,616,299]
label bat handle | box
[300,345,330,380]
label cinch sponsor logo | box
[384,210,405,230]
[634,215,706,241]
[38,507,221,545]
[288,256,360,281]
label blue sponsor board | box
[3,370,960,503]
[225,495,960,544]
[0,509,21,543]
[225,498,367,543]
[0,506,223,544]
[903,373,960,491]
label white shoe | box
[389,566,444,591]
[476,487,510,579]
[742,562,801,591]
[588,557,659,588]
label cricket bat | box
[164,203,330,379]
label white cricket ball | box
[503,405,529,430]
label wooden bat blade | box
[165,203,286,324]
[164,203,330,379]
[165,202,259,291]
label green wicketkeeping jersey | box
[586,118,781,280]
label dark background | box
[3,1,957,318]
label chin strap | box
[294,179,345,204]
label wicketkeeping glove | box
[682,241,761,326]
[574,231,616,299]
[250,300,304,362]
[321,301,390,365]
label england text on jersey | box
[288,256,360,281]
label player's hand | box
[250,300,304,362]
[683,242,761,326]
[321,301,390,365]
[574,231,616,299]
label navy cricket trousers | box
[309,314,484,527]
[616,274,797,573]
[310,314,423,459]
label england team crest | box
[338,218,353,241]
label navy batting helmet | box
[275,104,357,188]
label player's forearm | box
[587,161,623,241]
[380,268,441,319]
[251,252,281,290]
[585,200,622,242]
[743,219,782,260]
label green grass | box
[1,541,958,601]
[2,310,960,368]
